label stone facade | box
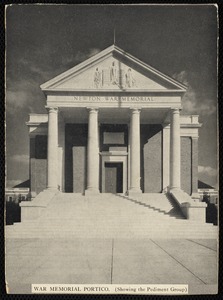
[22,45,207,222]
[29,122,198,196]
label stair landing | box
[6,193,218,239]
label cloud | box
[6,90,31,109]
[7,49,54,84]
[6,77,46,115]
[74,48,101,63]
[7,48,101,108]
[6,47,101,114]
[173,71,216,116]
[10,154,29,164]
[62,48,101,66]
[198,165,217,177]
[6,87,36,115]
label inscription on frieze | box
[73,96,154,102]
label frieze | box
[73,96,154,102]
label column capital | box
[171,108,181,114]
[86,107,99,113]
[130,107,141,114]
[45,106,58,114]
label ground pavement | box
[5,238,218,295]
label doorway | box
[104,162,123,193]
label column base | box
[162,187,168,193]
[169,186,181,192]
[191,192,201,201]
[128,188,142,198]
[85,188,100,195]
[47,186,58,192]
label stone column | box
[86,108,99,194]
[46,107,58,190]
[191,137,199,198]
[128,108,142,196]
[162,124,170,192]
[58,113,65,192]
[170,108,181,190]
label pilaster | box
[191,136,199,199]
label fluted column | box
[46,107,58,190]
[128,108,142,195]
[86,108,99,194]
[170,108,181,190]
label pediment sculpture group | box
[94,61,136,88]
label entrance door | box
[105,163,123,193]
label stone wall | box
[181,137,192,195]
[30,124,194,195]
[65,124,88,193]
[100,124,128,151]
[72,146,87,193]
[30,135,47,196]
[141,125,162,193]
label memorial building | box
[20,45,208,224]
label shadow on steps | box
[116,193,185,219]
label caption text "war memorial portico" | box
[32,284,188,294]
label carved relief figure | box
[125,68,134,88]
[94,68,101,88]
[110,61,118,85]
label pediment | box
[41,45,186,92]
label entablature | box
[46,93,182,110]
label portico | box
[22,45,207,223]
[42,103,182,196]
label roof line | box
[113,45,187,89]
[42,88,185,93]
[40,44,187,91]
[40,44,115,89]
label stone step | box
[42,209,183,217]
[6,231,218,239]
[6,230,217,237]
[43,195,184,220]
[6,225,217,231]
[8,192,217,239]
[7,225,217,233]
[40,214,183,220]
[6,232,217,238]
[6,224,217,231]
[11,219,215,226]
[6,225,217,232]
[11,224,215,231]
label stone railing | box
[169,189,207,223]
[19,189,59,222]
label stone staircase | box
[6,193,218,239]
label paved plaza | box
[5,238,218,294]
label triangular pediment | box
[41,45,186,92]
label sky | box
[6,4,218,188]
